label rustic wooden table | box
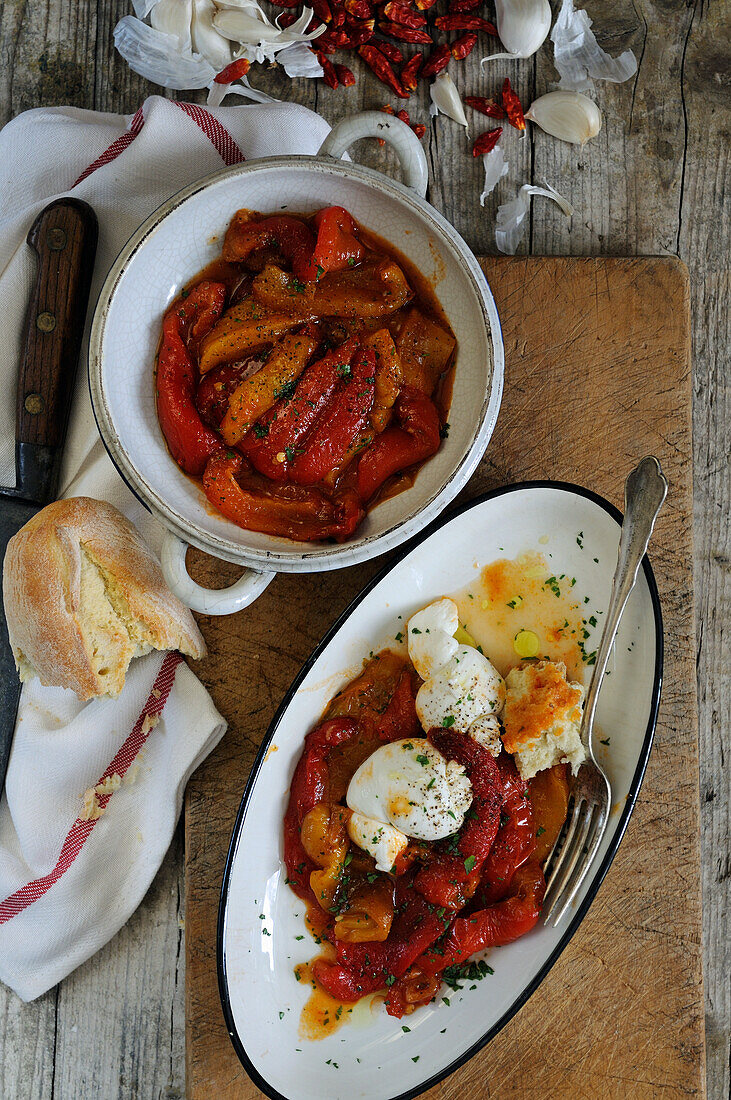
[0,3,727,1098]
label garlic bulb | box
[525,90,601,145]
[482,0,552,63]
[429,72,469,131]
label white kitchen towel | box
[0,95,332,1001]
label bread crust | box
[2,497,206,700]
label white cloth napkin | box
[0,95,332,1001]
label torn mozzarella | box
[415,646,506,734]
[347,812,408,873]
[467,712,503,756]
[407,597,460,680]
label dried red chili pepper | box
[414,0,437,8]
[358,43,409,97]
[420,42,451,78]
[313,30,337,51]
[334,62,356,86]
[213,58,250,84]
[317,51,340,88]
[310,0,333,22]
[396,108,411,125]
[451,32,477,59]
[463,94,505,119]
[448,0,481,10]
[411,122,426,138]
[373,37,404,65]
[378,21,432,44]
[330,1,347,29]
[435,14,497,32]
[269,0,301,6]
[344,0,372,16]
[472,126,503,157]
[501,76,526,131]
[382,1,427,27]
[345,16,375,34]
[276,11,299,28]
[400,52,422,92]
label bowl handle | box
[160,529,276,615]
[317,112,429,198]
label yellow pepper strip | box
[198,296,309,374]
[364,328,402,434]
[219,332,318,446]
[252,260,412,320]
[300,803,350,913]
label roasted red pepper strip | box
[502,77,526,131]
[214,58,250,84]
[288,346,376,484]
[301,205,365,282]
[356,385,441,501]
[196,358,262,430]
[203,452,364,542]
[472,127,503,157]
[313,877,450,999]
[283,718,362,902]
[412,729,503,909]
[222,214,316,283]
[464,95,505,119]
[374,668,420,742]
[241,338,359,481]
[418,860,546,975]
[476,755,536,904]
[156,281,226,475]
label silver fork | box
[542,456,668,926]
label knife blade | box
[0,198,98,796]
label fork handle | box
[583,457,668,744]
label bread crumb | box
[80,787,105,821]
[124,763,140,786]
[141,713,160,736]
[95,773,122,796]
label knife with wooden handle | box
[0,198,98,796]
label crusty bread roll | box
[3,497,206,701]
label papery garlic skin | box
[480,142,509,206]
[429,72,469,131]
[525,90,601,145]
[482,0,552,62]
[495,182,573,254]
[551,0,638,93]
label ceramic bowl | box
[88,112,504,615]
[218,481,663,1100]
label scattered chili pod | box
[214,58,250,84]
[373,38,405,65]
[379,21,432,44]
[451,32,477,60]
[412,123,426,138]
[501,77,526,131]
[420,43,452,78]
[472,127,503,157]
[346,16,375,33]
[344,0,372,16]
[382,2,427,28]
[343,23,376,45]
[314,30,337,51]
[414,0,438,9]
[334,62,357,86]
[310,0,333,22]
[270,0,301,6]
[276,11,299,28]
[396,108,411,125]
[317,51,340,88]
[400,52,422,92]
[463,94,505,119]
[448,0,481,10]
[434,15,497,33]
[331,2,347,29]
[359,43,409,97]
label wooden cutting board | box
[184,257,705,1099]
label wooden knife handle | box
[15,198,98,501]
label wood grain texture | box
[0,1,727,1097]
[185,256,704,1100]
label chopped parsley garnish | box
[443,959,494,990]
[416,754,429,766]
[442,715,455,727]
[463,855,476,873]
[253,423,269,438]
[536,826,546,837]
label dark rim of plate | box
[215,480,664,1100]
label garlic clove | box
[429,72,469,131]
[525,90,602,145]
[150,0,193,48]
[192,0,232,70]
[483,0,551,62]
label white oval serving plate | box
[218,482,663,1100]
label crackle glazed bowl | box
[88,112,504,614]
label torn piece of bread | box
[502,660,585,780]
[3,497,206,701]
